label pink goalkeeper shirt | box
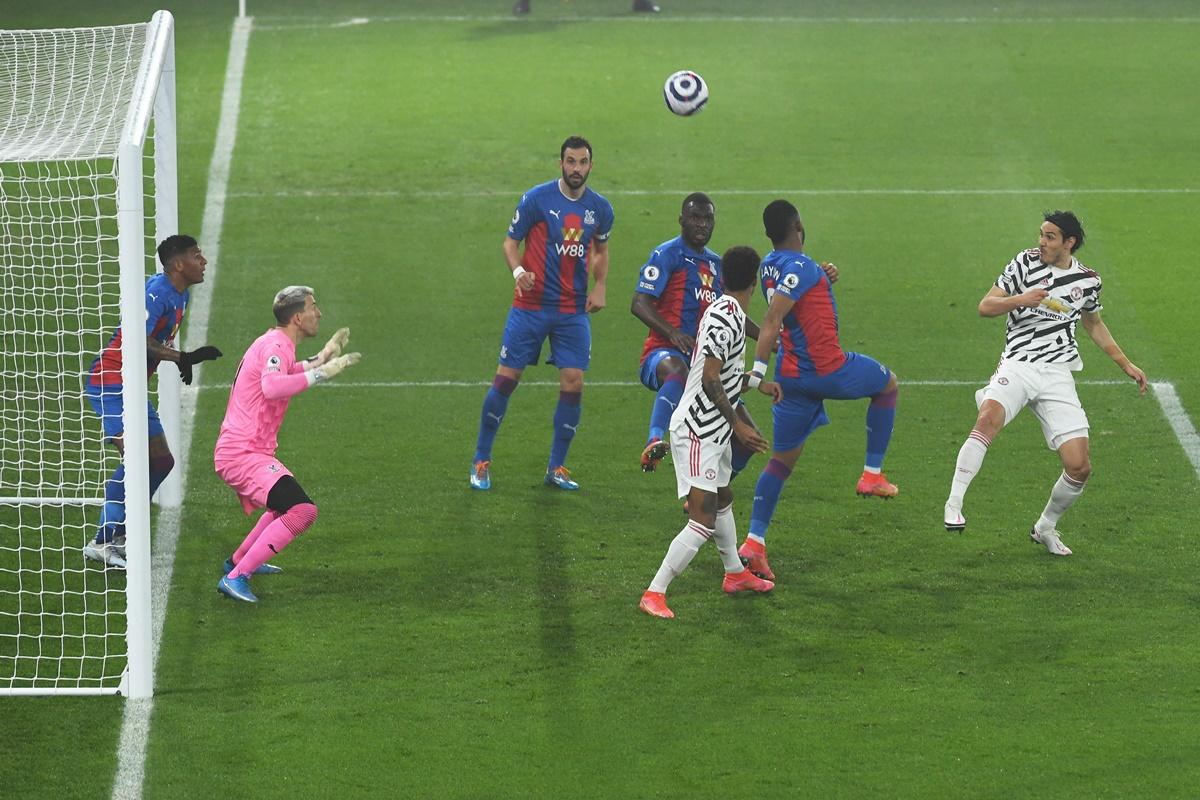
[215,328,314,458]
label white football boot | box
[1030,525,1072,556]
[83,540,127,569]
[944,503,966,532]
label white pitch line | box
[110,16,253,800]
[1151,382,1200,482]
[251,15,1200,31]
[225,187,1200,200]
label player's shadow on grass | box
[526,490,583,696]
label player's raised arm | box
[301,327,349,370]
[978,284,1047,317]
[747,288,792,387]
[1081,310,1147,394]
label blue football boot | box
[217,574,258,603]
[224,558,282,575]
[470,460,491,490]
[544,466,579,491]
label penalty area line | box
[1151,382,1200,482]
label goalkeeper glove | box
[317,327,350,364]
[175,345,223,385]
[313,352,361,383]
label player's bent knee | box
[281,502,318,536]
[1067,462,1092,484]
[266,475,314,513]
[149,451,175,477]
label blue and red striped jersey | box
[760,249,846,378]
[88,272,188,386]
[635,236,722,361]
[507,179,614,314]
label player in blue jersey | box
[470,136,615,491]
[631,193,759,479]
[83,234,222,568]
[738,200,900,581]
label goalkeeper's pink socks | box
[229,503,318,579]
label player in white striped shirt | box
[640,247,782,619]
[943,212,1147,555]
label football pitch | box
[3,1,1200,797]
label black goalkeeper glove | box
[176,345,222,385]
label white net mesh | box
[1,22,158,692]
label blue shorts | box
[772,352,891,451]
[499,308,591,371]
[639,348,689,391]
[85,382,164,442]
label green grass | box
[3,2,1200,798]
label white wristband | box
[512,266,528,281]
[746,371,762,389]
[752,359,769,376]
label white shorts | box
[670,423,732,498]
[975,360,1089,450]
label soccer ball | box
[663,70,708,116]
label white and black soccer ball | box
[663,70,708,116]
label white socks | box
[649,521,711,593]
[947,430,989,509]
[1035,472,1086,532]
[713,504,745,573]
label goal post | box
[0,10,178,698]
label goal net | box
[0,11,177,697]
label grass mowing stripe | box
[109,15,252,800]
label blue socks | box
[647,373,685,443]
[865,386,898,470]
[474,375,518,463]
[95,464,126,544]
[549,390,582,470]
[748,458,793,542]
[95,449,177,544]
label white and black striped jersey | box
[670,296,746,444]
[995,248,1103,370]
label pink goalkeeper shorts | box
[215,450,294,515]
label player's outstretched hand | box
[176,345,222,385]
[820,262,840,284]
[758,380,784,404]
[182,345,223,365]
[315,352,362,382]
[733,420,770,454]
[319,327,350,362]
[1124,361,1148,395]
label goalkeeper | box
[84,234,222,569]
[214,285,361,603]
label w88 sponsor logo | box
[555,242,586,258]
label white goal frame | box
[0,10,178,698]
